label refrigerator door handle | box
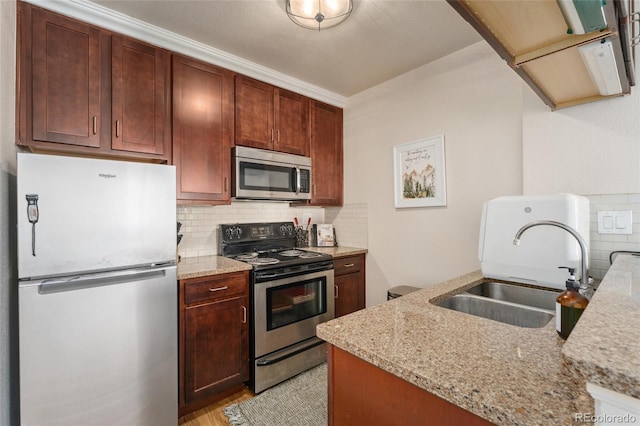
[38,268,169,295]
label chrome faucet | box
[513,220,591,296]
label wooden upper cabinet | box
[29,6,102,148]
[235,75,309,155]
[172,55,234,204]
[235,76,274,150]
[309,100,343,206]
[18,3,171,162]
[111,36,170,156]
[275,89,309,156]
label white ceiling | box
[88,0,483,97]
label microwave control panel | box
[300,169,310,194]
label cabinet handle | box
[115,120,121,138]
[276,129,280,143]
[209,285,228,292]
[343,263,355,268]
[241,306,247,323]
[334,285,338,299]
[271,129,274,142]
[224,177,228,193]
[92,116,97,135]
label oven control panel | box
[220,222,295,243]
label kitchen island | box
[316,271,593,425]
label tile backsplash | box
[176,202,369,259]
[176,194,634,281]
[586,193,640,279]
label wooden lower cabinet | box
[333,254,366,318]
[179,271,250,416]
[328,345,493,426]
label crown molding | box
[23,0,347,108]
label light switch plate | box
[597,210,633,235]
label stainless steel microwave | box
[232,146,312,201]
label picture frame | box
[393,135,447,208]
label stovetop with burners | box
[219,222,333,272]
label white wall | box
[521,62,640,280]
[523,80,640,195]
[0,0,17,424]
[343,42,524,306]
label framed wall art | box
[393,135,447,208]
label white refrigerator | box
[17,153,178,426]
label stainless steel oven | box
[232,146,312,201]
[252,264,334,393]
[219,222,334,393]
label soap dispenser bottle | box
[556,267,589,340]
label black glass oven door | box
[266,277,326,331]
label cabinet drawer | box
[334,255,363,276]
[184,272,248,305]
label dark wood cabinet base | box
[327,345,493,426]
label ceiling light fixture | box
[286,0,353,31]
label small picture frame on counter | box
[310,224,336,247]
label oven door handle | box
[256,337,325,366]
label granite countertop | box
[304,246,368,258]
[316,271,593,425]
[176,247,367,279]
[177,256,252,280]
[562,254,640,399]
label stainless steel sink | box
[433,281,558,328]
[464,281,558,311]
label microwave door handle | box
[295,166,301,194]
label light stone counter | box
[176,248,366,280]
[177,255,252,280]
[562,254,640,399]
[303,246,367,258]
[316,270,593,425]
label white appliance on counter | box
[479,194,590,290]
[17,153,177,426]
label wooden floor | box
[178,388,255,426]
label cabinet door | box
[274,89,309,156]
[235,75,274,150]
[335,274,363,318]
[334,255,365,317]
[183,295,249,403]
[30,7,101,147]
[112,36,170,158]
[173,55,234,203]
[310,100,343,206]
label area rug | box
[224,363,327,426]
